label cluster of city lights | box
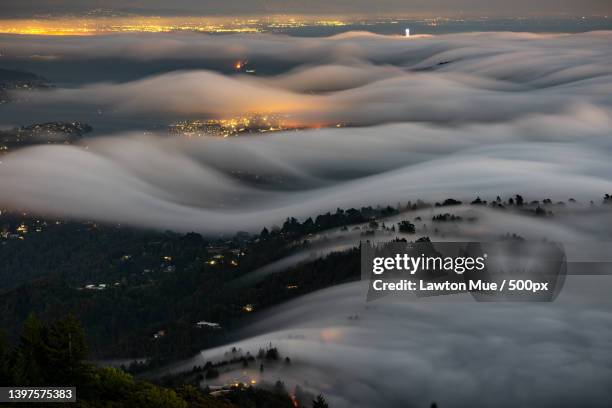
[0,16,353,36]
[168,113,302,138]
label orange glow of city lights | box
[320,328,342,342]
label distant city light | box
[0,16,350,36]
[168,113,304,138]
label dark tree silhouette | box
[398,221,416,234]
[313,394,329,408]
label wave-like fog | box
[1,31,612,232]
[1,108,611,232]
[2,31,612,125]
[159,281,612,408]
[2,30,612,408]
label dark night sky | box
[0,0,610,17]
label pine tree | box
[44,315,89,385]
[13,313,45,385]
[313,394,329,408]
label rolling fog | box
[1,31,612,232]
[1,111,611,233]
[157,281,612,408]
[1,29,612,407]
[150,202,612,408]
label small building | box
[84,283,107,290]
[196,321,221,329]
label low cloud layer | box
[160,281,612,408]
[1,107,612,233]
[1,31,612,233]
[2,30,612,407]
[2,31,612,125]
